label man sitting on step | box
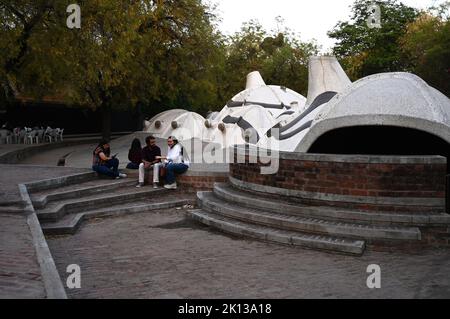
[154,136,190,190]
[136,135,162,188]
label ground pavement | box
[0,165,88,298]
[48,208,450,299]
[2,143,450,299]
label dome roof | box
[145,109,188,136]
[162,111,206,141]
[296,72,450,152]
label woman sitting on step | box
[154,136,189,190]
[92,139,127,179]
[126,138,143,170]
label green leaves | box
[328,0,419,80]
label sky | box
[213,0,445,52]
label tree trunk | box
[101,103,112,141]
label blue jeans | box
[165,163,188,184]
[126,162,140,170]
[92,158,120,178]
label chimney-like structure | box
[245,71,266,90]
[306,56,351,105]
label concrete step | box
[0,200,25,207]
[213,183,450,227]
[198,192,421,241]
[41,197,195,235]
[0,206,24,214]
[36,187,170,222]
[188,209,366,256]
[41,213,84,235]
[26,172,97,193]
[31,178,137,209]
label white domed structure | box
[296,72,450,152]
[159,111,206,141]
[204,71,307,149]
[258,56,352,152]
[207,105,278,148]
[145,109,187,137]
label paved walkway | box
[48,209,450,299]
[13,134,229,173]
[0,165,88,299]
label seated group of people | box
[92,136,189,190]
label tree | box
[0,0,225,139]
[0,1,68,102]
[328,0,418,80]
[219,20,318,102]
[400,4,450,96]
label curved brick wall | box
[230,148,447,213]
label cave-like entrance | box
[308,125,450,173]
[308,125,450,213]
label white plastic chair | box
[17,129,27,144]
[57,128,64,141]
[36,129,45,144]
[12,128,20,143]
[44,127,53,143]
[25,130,38,144]
[0,129,12,144]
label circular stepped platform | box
[189,183,450,255]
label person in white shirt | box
[154,136,190,190]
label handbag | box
[159,166,166,177]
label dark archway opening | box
[308,126,450,173]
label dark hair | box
[145,135,155,144]
[130,138,141,151]
[168,136,178,145]
[95,139,110,156]
[97,139,109,148]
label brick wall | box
[230,152,447,212]
[177,175,228,193]
[145,171,227,193]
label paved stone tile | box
[0,213,46,299]
[0,165,88,299]
[0,164,88,202]
[48,209,450,299]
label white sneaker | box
[136,183,144,188]
[164,183,177,190]
[153,183,159,189]
[119,173,127,178]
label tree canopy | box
[0,0,448,138]
[328,0,449,96]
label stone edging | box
[229,176,445,207]
[18,183,67,299]
[232,145,447,164]
[0,138,100,165]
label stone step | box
[0,206,24,214]
[36,187,170,222]
[41,198,194,235]
[213,183,450,226]
[31,178,137,209]
[0,200,25,207]
[41,213,84,235]
[198,192,421,241]
[25,172,97,193]
[188,209,366,256]
[31,175,123,196]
